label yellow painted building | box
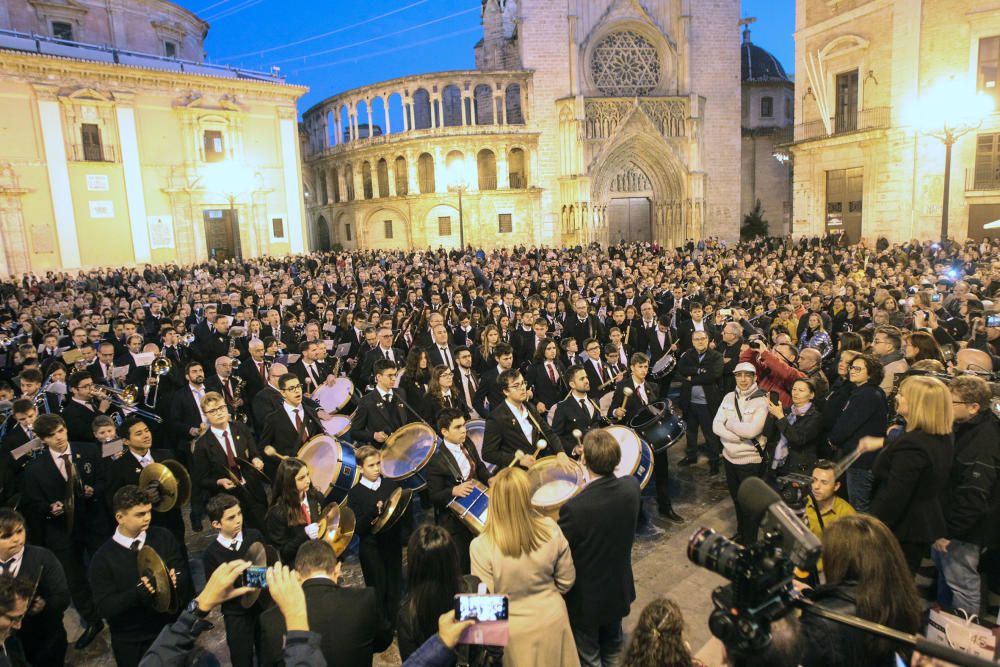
[0,0,308,274]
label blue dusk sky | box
[174,0,795,113]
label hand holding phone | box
[237,566,269,589]
[453,594,510,646]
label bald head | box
[956,348,993,374]
[798,348,821,372]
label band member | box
[265,457,324,564]
[0,574,32,663]
[423,365,470,423]
[89,485,192,667]
[551,365,607,451]
[645,316,677,395]
[426,323,458,371]
[21,413,107,649]
[193,392,268,532]
[454,346,481,419]
[558,429,641,666]
[482,369,564,469]
[0,508,71,666]
[358,327,405,390]
[106,416,187,547]
[581,338,610,400]
[205,356,243,418]
[289,340,329,396]
[60,371,114,444]
[472,342,515,417]
[236,338,270,404]
[1,399,36,457]
[524,337,566,416]
[350,360,415,446]
[608,353,684,524]
[425,408,493,572]
[602,343,628,385]
[259,373,324,458]
[249,361,288,431]
[168,361,210,528]
[202,493,266,667]
[347,446,404,631]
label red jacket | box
[738,348,804,408]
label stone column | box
[113,92,152,263]
[383,96,391,134]
[497,144,509,189]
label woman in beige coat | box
[470,467,580,667]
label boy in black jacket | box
[89,485,193,667]
[202,493,267,667]
[347,445,404,632]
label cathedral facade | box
[301,0,741,251]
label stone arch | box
[330,166,340,203]
[442,84,463,126]
[445,150,465,189]
[394,155,408,195]
[364,206,409,250]
[335,211,354,245]
[361,161,373,199]
[474,84,494,124]
[425,203,462,249]
[417,152,435,194]
[316,215,331,251]
[326,109,336,146]
[412,89,432,130]
[505,84,523,124]
[339,105,351,143]
[508,147,526,188]
[343,163,355,201]
[369,96,386,136]
[387,92,405,134]
[376,158,390,197]
[477,149,497,190]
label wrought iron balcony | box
[794,107,891,143]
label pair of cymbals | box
[139,460,192,512]
[317,503,356,556]
[137,546,177,614]
[372,487,413,534]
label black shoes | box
[660,507,685,524]
[75,619,104,649]
[708,460,720,476]
[679,455,698,467]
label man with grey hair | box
[718,320,743,394]
[797,347,829,400]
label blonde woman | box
[867,375,954,574]
[470,467,579,667]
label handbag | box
[925,608,997,661]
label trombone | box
[92,385,163,423]
[148,355,172,409]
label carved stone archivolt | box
[610,161,652,193]
[584,97,686,140]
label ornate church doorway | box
[316,215,331,251]
[607,197,651,243]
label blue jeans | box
[845,467,873,513]
[933,539,982,615]
[572,621,623,667]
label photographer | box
[933,375,1000,615]
[765,378,823,478]
[738,338,804,408]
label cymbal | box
[372,487,412,535]
[137,545,175,614]
[241,542,267,608]
[318,503,356,556]
[139,460,191,512]
[237,458,271,486]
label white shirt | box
[189,384,207,421]
[216,530,244,551]
[572,392,593,417]
[692,319,705,333]
[359,476,381,491]
[282,402,304,428]
[0,547,24,577]
[72,397,94,412]
[443,439,472,480]
[131,449,154,468]
[378,347,394,362]
[210,425,236,453]
[506,399,534,442]
[49,446,73,480]
[632,377,648,404]
[112,527,147,551]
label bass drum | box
[464,419,496,473]
[629,400,686,453]
[603,425,654,490]
[527,456,585,519]
[298,435,359,506]
[381,423,438,491]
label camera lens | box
[687,527,746,581]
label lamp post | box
[912,76,993,242]
[447,162,472,251]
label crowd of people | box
[0,233,996,666]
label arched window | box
[412,89,432,130]
[442,85,463,126]
[317,170,328,204]
[376,159,390,197]
[760,96,774,118]
[344,164,355,201]
[331,167,340,203]
[417,153,435,194]
[508,148,526,189]
[477,149,497,190]
[362,162,373,199]
[505,84,524,124]
[395,156,408,195]
[474,84,493,124]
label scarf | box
[772,401,813,469]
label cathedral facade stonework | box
[301,0,741,251]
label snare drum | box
[446,481,490,534]
[527,456,585,518]
[298,435,359,506]
[322,414,351,438]
[464,420,496,473]
[313,378,355,412]
[604,425,654,489]
[629,401,686,453]
[381,423,438,491]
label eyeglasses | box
[282,384,302,391]
[849,365,866,372]
[506,381,527,390]
[205,406,228,415]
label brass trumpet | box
[93,385,163,423]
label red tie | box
[295,409,307,443]
[302,499,311,524]
[596,362,603,379]
[222,431,238,472]
[547,363,557,384]
[258,362,266,380]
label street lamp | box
[447,161,473,251]
[911,76,994,242]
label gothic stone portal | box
[607,161,653,243]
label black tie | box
[385,392,393,403]
[130,540,141,552]
[579,398,588,415]
[231,541,240,552]
[0,559,13,574]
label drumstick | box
[508,439,547,468]
[263,445,288,460]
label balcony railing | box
[509,173,525,189]
[794,107,891,143]
[478,175,498,191]
[967,167,1000,192]
[395,178,408,196]
[70,144,117,162]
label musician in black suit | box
[264,457,325,564]
[288,340,330,397]
[426,408,493,572]
[236,338,270,404]
[454,346,481,419]
[1,398,35,457]
[643,316,678,393]
[551,365,607,452]
[60,371,115,444]
[524,337,567,416]
[194,392,268,532]
[471,342,515,417]
[106,416,186,546]
[205,355,243,417]
[608,353,683,523]
[0,508,71,665]
[250,361,287,432]
[89,342,118,386]
[89,485,192,667]
[482,369,564,469]
[21,413,107,648]
[675,302,719,354]
[168,361,210,528]
[195,315,231,377]
[558,429,641,666]
[349,359,415,446]
[260,540,393,667]
[358,327,404,390]
[564,296,606,348]
[425,323,458,372]
[581,338,613,400]
[202,493,267,667]
[259,373,325,459]
[423,365,470,423]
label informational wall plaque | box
[89,200,114,218]
[86,174,109,191]
[147,215,175,250]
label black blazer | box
[676,348,725,413]
[481,401,564,468]
[259,402,324,457]
[105,447,186,541]
[471,366,504,417]
[259,577,392,667]
[21,442,107,551]
[359,347,405,389]
[349,389,413,445]
[250,385,283,433]
[425,344,458,371]
[16,544,71,650]
[288,359,329,395]
[168,386,205,444]
[59,399,102,444]
[201,528,266,617]
[764,405,824,476]
[564,314,606,348]
[524,361,567,412]
[558,474,641,627]
[235,357,269,402]
[425,439,492,512]
[423,390,469,424]
[581,357,609,399]
[675,319,719,353]
[264,489,324,564]
[551,395,605,444]
[608,375,659,425]
[870,429,954,544]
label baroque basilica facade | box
[301,0,744,251]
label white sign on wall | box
[89,200,114,218]
[86,174,109,191]
[147,216,175,250]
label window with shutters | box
[384,220,394,239]
[974,133,1000,189]
[52,22,73,41]
[979,36,1000,106]
[498,213,512,234]
[271,218,285,239]
[760,96,773,118]
[204,130,225,163]
[438,216,452,236]
[81,123,104,162]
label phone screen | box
[769,391,780,405]
[931,293,942,302]
[987,314,1000,328]
[454,594,509,622]
[239,566,268,589]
